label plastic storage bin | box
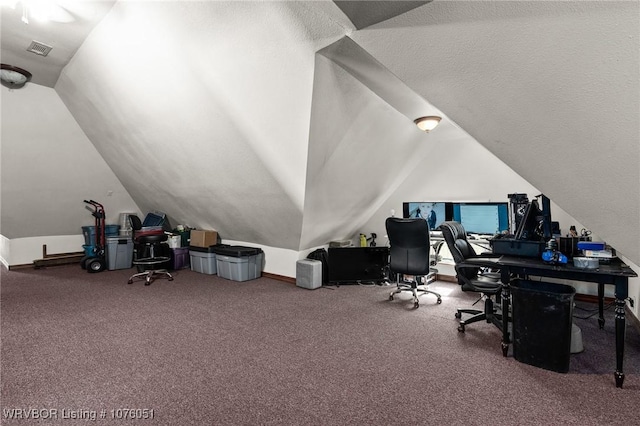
[171,247,190,270]
[106,236,134,270]
[189,246,218,274]
[511,279,576,373]
[212,246,264,282]
[82,225,120,246]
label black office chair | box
[386,217,441,309]
[440,221,502,332]
[128,215,173,286]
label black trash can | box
[511,279,576,373]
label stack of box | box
[577,241,615,264]
[78,223,133,271]
[189,230,219,274]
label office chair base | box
[456,309,503,333]
[128,269,174,286]
[389,286,442,309]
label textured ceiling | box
[334,0,430,29]
[0,1,116,87]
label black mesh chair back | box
[386,217,432,276]
[385,217,441,308]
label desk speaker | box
[296,259,322,290]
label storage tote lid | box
[210,245,263,257]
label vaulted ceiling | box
[2,1,638,265]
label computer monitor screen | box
[452,203,509,235]
[402,202,449,230]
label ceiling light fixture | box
[414,116,442,132]
[1,0,54,24]
[1,64,32,89]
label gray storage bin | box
[106,237,133,270]
[216,252,264,282]
[189,250,217,275]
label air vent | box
[26,41,53,57]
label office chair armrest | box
[471,252,501,259]
[457,258,500,269]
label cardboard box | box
[189,230,218,248]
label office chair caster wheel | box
[437,298,442,304]
[127,279,133,284]
[458,323,466,333]
[169,277,174,281]
[389,294,394,301]
[455,312,462,319]
[414,301,419,309]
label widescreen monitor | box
[402,202,450,230]
[452,202,509,235]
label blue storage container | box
[82,225,120,246]
[577,241,606,251]
[82,244,95,256]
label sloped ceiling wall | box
[351,0,640,263]
[56,1,348,250]
[0,84,139,238]
[301,53,435,248]
[40,0,638,265]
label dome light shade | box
[1,64,32,89]
[414,116,441,132]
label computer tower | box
[296,259,322,290]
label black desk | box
[496,255,637,388]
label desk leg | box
[598,283,605,329]
[614,277,628,388]
[614,296,626,388]
[500,269,511,357]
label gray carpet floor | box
[2,264,639,425]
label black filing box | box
[491,238,546,258]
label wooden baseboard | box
[8,263,37,270]
[436,274,457,283]
[262,272,296,285]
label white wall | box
[0,83,140,263]
[0,235,85,267]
